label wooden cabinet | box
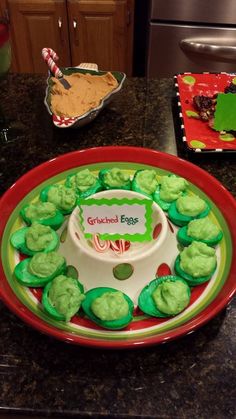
[0,0,17,71]
[68,0,133,74]
[6,0,70,73]
[2,0,134,75]
[0,1,7,16]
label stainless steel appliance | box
[147,0,236,77]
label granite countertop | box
[0,74,235,419]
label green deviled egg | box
[99,168,131,190]
[40,184,76,215]
[168,194,210,227]
[131,169,158,198]
[153,175,188,211]
[14,251,66,287]
[82,287,134,330]
[65,168,103,199]
[10,222,59,256]
[174,241,217,286]
[138,275,191,317]
[20,201,64,230]
[42,275,85,321]
[177,216,223,247]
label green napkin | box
[214,93,236,131]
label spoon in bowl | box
[42,48,71,90]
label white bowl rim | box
[68,189,168,263]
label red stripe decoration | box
[110,239,130,255]
[92,234,110,253]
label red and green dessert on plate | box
[176,73,236,152]
[1,144,234,349]
[8,164,224,333]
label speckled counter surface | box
[0,74,235,419]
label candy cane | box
[110,239,130,255]
[42,48,63,78]
[92,234,110,253]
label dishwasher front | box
[147,0,236,77]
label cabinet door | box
[7,0,71,73]
[0,0,17,71]
[0,1,7,16]
[67,0,134,75]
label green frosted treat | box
[40,184,76,214]
[28,251,65,278]
[24,201,56,221]
[177,216,223,247]
[138,275,191,318]
[152,279,190,315]
[44,275,85,322]
[188,217,221,240]
[25,223,54,252]
[176,195,206,217]
[82,287,134,330]
[159,175,188,202]
[14,251,66,287]
[179,241,216,278]
[66,169,103,198]
[154,175,188,210]
[20,201,64,230]
[69,169,97,191]
[168,194,210,227]
[91,291,129,321]
[47,184,76,211]
[132,169,158,197]
[99,168,131,190]
[10,223,59,256]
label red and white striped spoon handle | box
[42,48,63,78]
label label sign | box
[78,198,153,242]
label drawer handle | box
[180,38,236,61]
[58,17,64,42]
[73,18,79,45]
